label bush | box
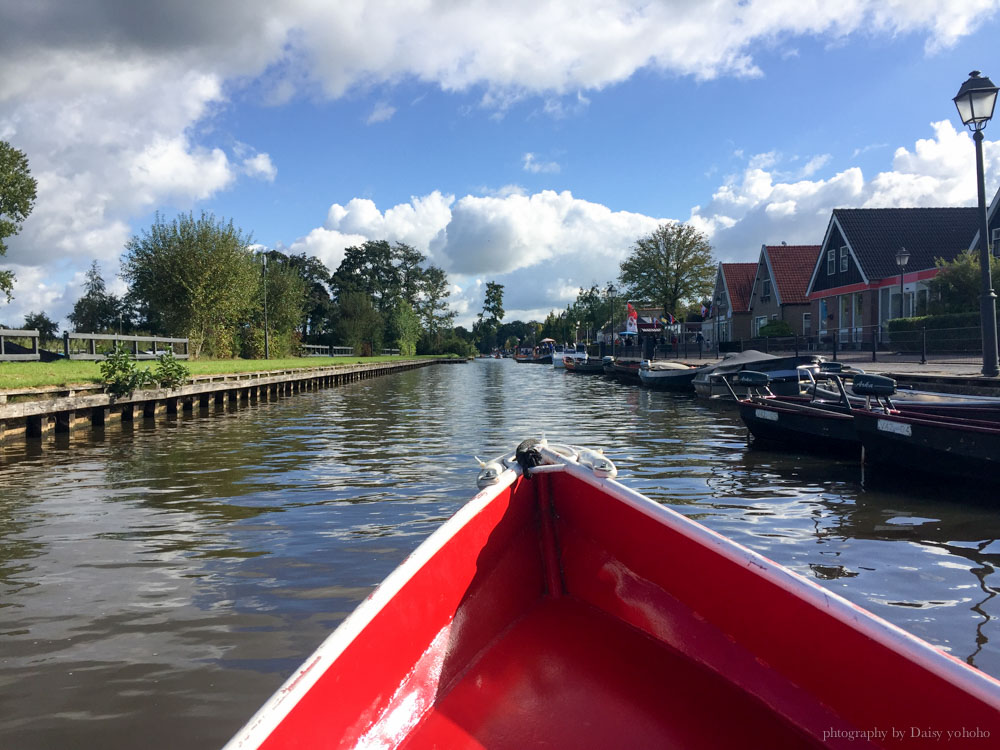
[153,349,189,388]
[887,312,987,353]
[757,320,794,337]
[100,344,153,397]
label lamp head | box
[954,71,998,131]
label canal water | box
[1,359,997,748]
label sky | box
[2,0,1000,330]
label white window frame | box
[761,278,771,300]
[839,246,849,273]
[827,249,835,275]
[755,315,767,335]
[802,312,811,335]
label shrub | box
[100,344,153,397]
[757,320,794,337]
[153,349,190,388]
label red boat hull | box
[228,450,1000,749]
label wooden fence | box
[301,345,354,357]
[0,329,41,361]
[63,333,189,360]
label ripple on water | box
[0,359,997,749]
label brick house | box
[707,262,756,344]
[747,244,821,337]
[805,207,982,346]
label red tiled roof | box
[764,245,821,305]
[721,263,756,313]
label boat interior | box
[256,468,998,749]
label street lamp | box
[606,283,617,356]
[954,70,999,377]
[895,246,910,318]
[260,253,270,360]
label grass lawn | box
[0,355,452,391]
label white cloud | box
[241,152,277,182]
[2,2,999,327]
[522,153,561,174]
[366,102,397,124]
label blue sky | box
[2,1,1000,328]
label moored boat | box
[638,360,710,391]
[564,356,604,374]
[692,350,826,399]
[226,441,1000,749]
[850,375,1000,482]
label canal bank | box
[0,358,466,446]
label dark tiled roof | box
[764,245,820,304]
[722,263,756,313]
[834,208,978,280]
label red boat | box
[226,441,1000,749]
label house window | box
[819,299,829,329]
[802,312,812,336]
[993,227,1000,251]
[771,314,777,320]
[840,246,849,273]
[762,279,771,300]
[755,316,767,335]
[827,249,835,275]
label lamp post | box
[606,283,617,356]
[954,70,999,377]
[260,253,270,360]
[895,247,910,319]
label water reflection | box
[0,358,997,748]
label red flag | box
[626,303,638,334]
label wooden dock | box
[0,359,464,446]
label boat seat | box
[734,370,770,388]
[851,373,896,397]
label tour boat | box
[225,440,1000,749]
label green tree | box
[333,291,383,355]
[244,251,308,358]
[288,252,333,339]
[121,211,257,358]
[330,240,401,313]
[385,300,422,356]
[0,141,38,301]
[68,261,121,332]
[23,310,59,341]
[418,265,455,349]
[927,249,1000,314]
[619,223,716,320]
[393,242,426,307]
[475,281,504,352]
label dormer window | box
[840,246,849,272]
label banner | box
[626,303,638,334]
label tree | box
[385,300,422,356]
[121,212,258,358]
[0,141,38,301]
[476,281,504,351]
[23,311,58,341]
[927,250,1000,315]
[418,265,455,348]
[332,291,383,355]
[619,223,716,320]
[288,252,333,339]
[244,251,307,358]
[68,261,122,332]
[330,240,401,313]
[393,242,426,307]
